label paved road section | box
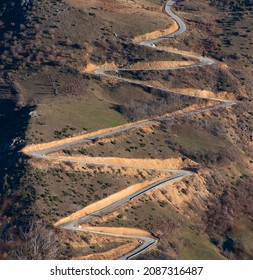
[26,0,236,260]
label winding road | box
[24,0,236,259]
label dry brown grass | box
[54,175,167,227]
[132,21,178,43]
[50,154,195,170]
[77,240,139,260]
[127,60,195,70]
[68,0,164,14]
[80,226,151,237]
[82,62,118,73]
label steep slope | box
[0,0,252,260]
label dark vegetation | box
[116,86,205,121]
[0,0,30,38]
[0,0,86,73]
[0,0,56,259]
[210,0,253,10]
[0,100,34,259]
[1,220,64,260]
[0,0,252,260]
[91,40,179,66]
[205,176,253,258]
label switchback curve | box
[22,0,236,260]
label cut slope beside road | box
[22,0,236,260]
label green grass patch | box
[228,217,253,259]
[29,93,126,142]
[170,124,227,153]
[180,230,225,260]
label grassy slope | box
[22,0,177,142]
[2,0,252,260]
[89,195,224,260]
[27,162,158,223]
[28,0,253,260]
[228,218,253,259]
[57,1,252,259]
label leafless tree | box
[9,221,64,260]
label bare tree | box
[9,221,64,260]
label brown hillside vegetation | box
[0,0,253,261]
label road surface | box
[25,0,236,260]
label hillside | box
[0,0,252,260]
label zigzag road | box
[25,0,236,259]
